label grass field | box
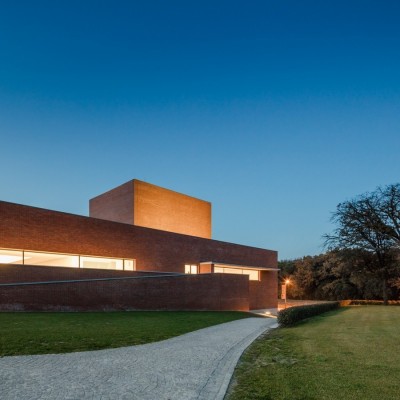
[0,311,250,356]
[227,306,400,400]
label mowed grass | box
[0,311,250,356]
[227,306,400,400]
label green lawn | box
[0,311,250,356]
[227,306,400,400]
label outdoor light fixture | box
[282,279,291,309]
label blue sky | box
[1,1,399,259]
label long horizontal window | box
[24,251,79,268]
[214,266,259,281]
[0,249,24,264]
[80,256,123,270]
[0,248,135,271]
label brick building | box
[0,180,278,312]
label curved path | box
[0,317,277,400]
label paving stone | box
[0,317,277,400]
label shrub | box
[278,302,340,327]
[345,300,400,306]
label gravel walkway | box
[0,317,277,400]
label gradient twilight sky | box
[1,1,399,260]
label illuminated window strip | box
[214,266,260,281]
[0,248,135,271]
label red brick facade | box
[0,266,249,311]
[0,200,278,311]
[0,264,168,284]
[90,179,212,239]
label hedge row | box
[278,302,340,327]
[342,300,400,306]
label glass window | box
[24,251,79,268]
[80,256,123,270]
[124,259,135,271]
[185,264,198,274]
[0,249,24,264]
[213,265,260,281]
[223,267,242,275]
[243,269,260,281]
[0,248,135,271]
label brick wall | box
[0,200,278,309]
[133,180,212,239]
[0,264,172,284]
[0,201,277,272]
[0,266,249,311]
[89,180,134,225]
[249,270,279,309]
[89,179,212,239]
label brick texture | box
[0,200,278,310]
[0,266,249,311]
[89,180,134,225]
[249,270,279,309]
[0,264,171,284]
[133,180,212,239]
[89,180,212,239]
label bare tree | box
[324,184,400,304]
[379,184,400,245]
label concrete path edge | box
[213,319,278,400]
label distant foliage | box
[279,184,400,303]
[324,183,400,304]
[278,302,340,327]
[279,249,400,302]
[345,300,400,306]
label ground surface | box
[226,306,400,400]
[0,317,277,400]
[0,311,250,356]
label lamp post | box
[285,279,290,308]
[282,279,290,309]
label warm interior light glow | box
[124,260,135,271]
[285,279,290,284]
[214,265,260,281]
[1,248,135,271]
[185,264,198,274]
[0,255,23,263]
[80,256,123,270]
[24,251,80,268]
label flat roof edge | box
[200,261,279,271]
